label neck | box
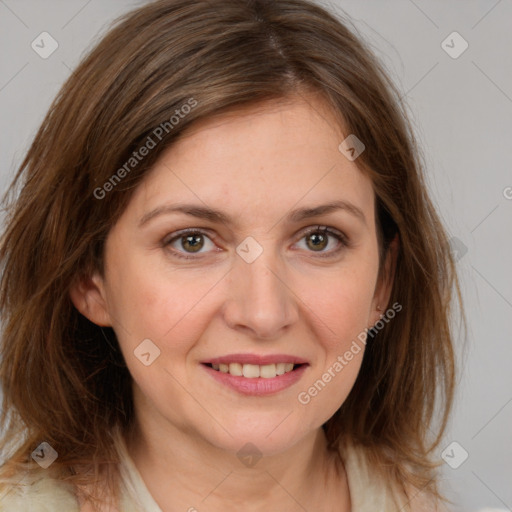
[125,412,350,512]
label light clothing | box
[0,439,425,511]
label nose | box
[221,247,299,340]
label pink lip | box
[201,363,308,396]
[202,353,309,365]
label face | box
[72,95,394,457]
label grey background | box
[0,1,511,510]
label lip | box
[201,362,309,396]
[202,353,309,365]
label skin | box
[71,93,398,512]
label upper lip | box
[202,354,309,366]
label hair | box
[0,0,464,509]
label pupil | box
[308,232,327,251]
[183,234,203,252]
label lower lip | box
[201,364,308,396]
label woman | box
[0,0,463,510]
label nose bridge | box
[243,248,284,300]
[223,239,298,338]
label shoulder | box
[0,471,80,512]
[340,441,397,510]
[402,483,451,512]
[340,442,447,512]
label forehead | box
[128,95,375,229]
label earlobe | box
[69,272,112,327]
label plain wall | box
[0,1,511,510]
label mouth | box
[200,354,310,395]
[202,362,307,379]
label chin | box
[200,415,313,461]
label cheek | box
[299,262,378,344]
[292,260,377,413]
[106,250,222,354]
[306,281,370,376]
[295,288,370,423]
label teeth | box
[242,364,260,378]
[229,363,243,376]
[210,362,298,378]
[260,364,276,378]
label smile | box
[201,362,309,396]
[206,362,300,379]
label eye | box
[163,225,349,260]
[164,229,217,259]
[294,225,348,257]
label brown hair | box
[0,0,464,508]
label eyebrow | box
[138,199,366,228]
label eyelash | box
[163,226,349,260]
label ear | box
[69,272,112,327]
[369,234,399,327]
